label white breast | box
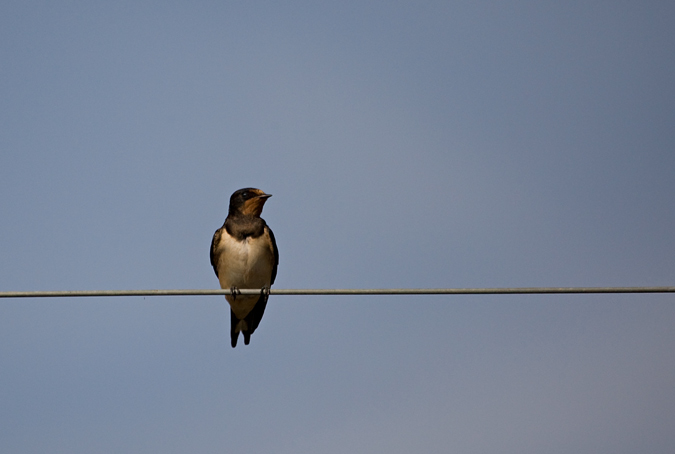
[215,232,274,318]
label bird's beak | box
[258,193,272,199]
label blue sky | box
[1,1,674,453]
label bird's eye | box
[241,191,249,198]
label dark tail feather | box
[230,292,270,347]
[230,309,239,348]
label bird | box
[210,188,279,347]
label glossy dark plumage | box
[210,188,278,347]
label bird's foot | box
[230,286,240,301]
[261,286,271,297]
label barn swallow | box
[210,188,279,347]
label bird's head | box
[229,187,272,217]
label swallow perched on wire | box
[210,188,279,347]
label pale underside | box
[214,230,275,320]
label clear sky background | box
[1,1,674,453]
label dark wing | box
[242,292,269,345]
[210,227,223,278]
[266,225,279,285]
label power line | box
[1,287,674,299]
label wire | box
[1,287,674,298]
